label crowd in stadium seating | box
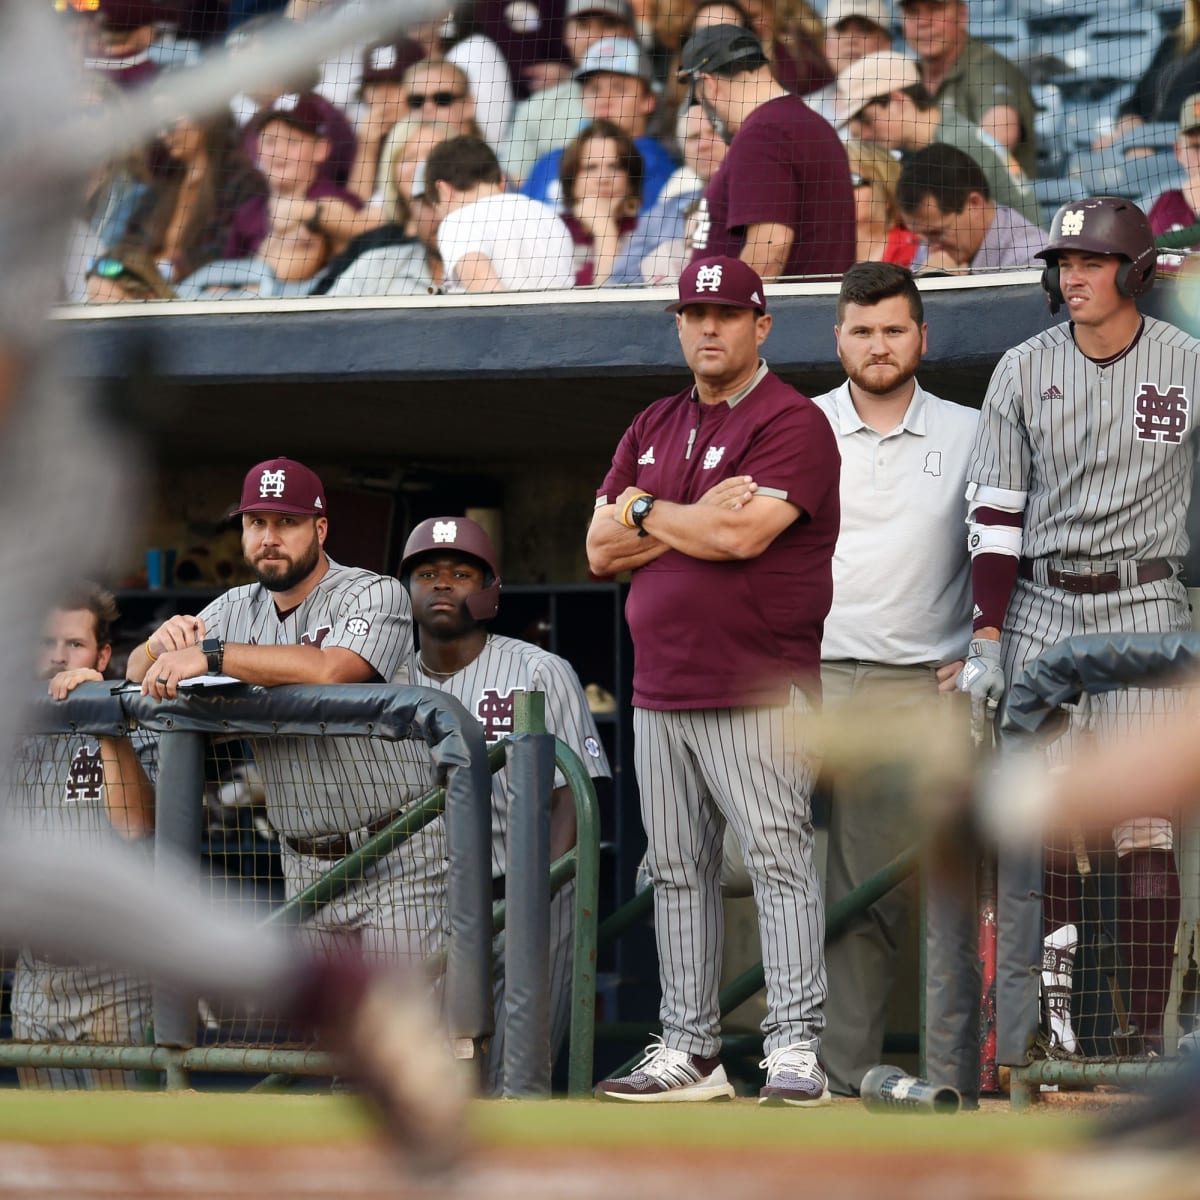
[61,0,1200,301]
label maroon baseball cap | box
[251,92,330,139]
[361,37,425,87]
[666,256,768,313]
[235,457,327,516]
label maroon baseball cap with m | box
[235,457,327,516]
[666,256,768,314]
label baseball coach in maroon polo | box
[586,255,841,1106]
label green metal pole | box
[597,886,653,948]
[552,741,600,1098]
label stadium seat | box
[1032,83,1070,176]
[968,15,1026,50]
[1016,0,1133,24]
[1034,173,1082,211]
[1109,121,1179,154]
[1069,147,1184,201]
[966,0,1012,20]
[1034,28,1157,85]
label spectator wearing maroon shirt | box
[225,93,366,283]
[1147,91,1200,254]
[678,24,856,281]
[587,256,840,1106]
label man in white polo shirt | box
[425,134,575,292]
[810,261,979,1102]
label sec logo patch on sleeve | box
[345,616,371,637]
[584,736,602,759]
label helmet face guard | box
[398,517,502,621]
[1037,196,1156,314]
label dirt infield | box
[0,1093,1194,1200]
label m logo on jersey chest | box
[65,745,104,804]
[476,686,526,742]
[1133,383,1189,444]
[301,625,332,648]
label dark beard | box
[252,539,320,592]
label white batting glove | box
[957,638,1005,729]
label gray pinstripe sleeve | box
[968,350,1031,492]
[323,575,413,683]
[197,592,230,639]
[530,655,611,785]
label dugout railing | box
[0,682,600,1097]
[1000,633,1200,1108]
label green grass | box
[0,1091,1090,1153]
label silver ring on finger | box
[156,677,169,685]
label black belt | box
[283,809,405,859]
[1018,558,1175,594]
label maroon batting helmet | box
[398,517,502,621]
[1036,196,1157,314]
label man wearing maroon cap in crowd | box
[226,15,358,189]
[225,93,367,283]
[587,257,840,1105]
[678,24,856,281]
[127,457,445,964]
[346,36,428,203]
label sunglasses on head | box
[407,91,467,108]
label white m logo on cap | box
[696,265,723,292]
[260,469,286,498]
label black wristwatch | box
[630,494,655,537]
[201,637,225,675]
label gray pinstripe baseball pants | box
[634,686,825,1058]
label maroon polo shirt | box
[598,368,840,710]
[691,94,856,280]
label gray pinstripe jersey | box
[199,557,435,839]
[968,316,1200,559]
[413,634,610,877]
[8,729,156,1026]
[9,729,157,841]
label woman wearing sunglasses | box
[846,139,920,268]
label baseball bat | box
[973,700,999,1095]
[860,1064,962,1114]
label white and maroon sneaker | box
[595,1036,735,1102]
[758,1041,832,1107]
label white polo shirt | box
[437,193,575,293]
[812,379,979,665]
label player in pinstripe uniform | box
[958,196,1200,1054]
[126,457,444,964]
[587,256,840,1104]
[398,515,611,1093]
[809,262,980,1100]
[10,584,156,1089]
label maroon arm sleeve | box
[970,506,1023,632]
